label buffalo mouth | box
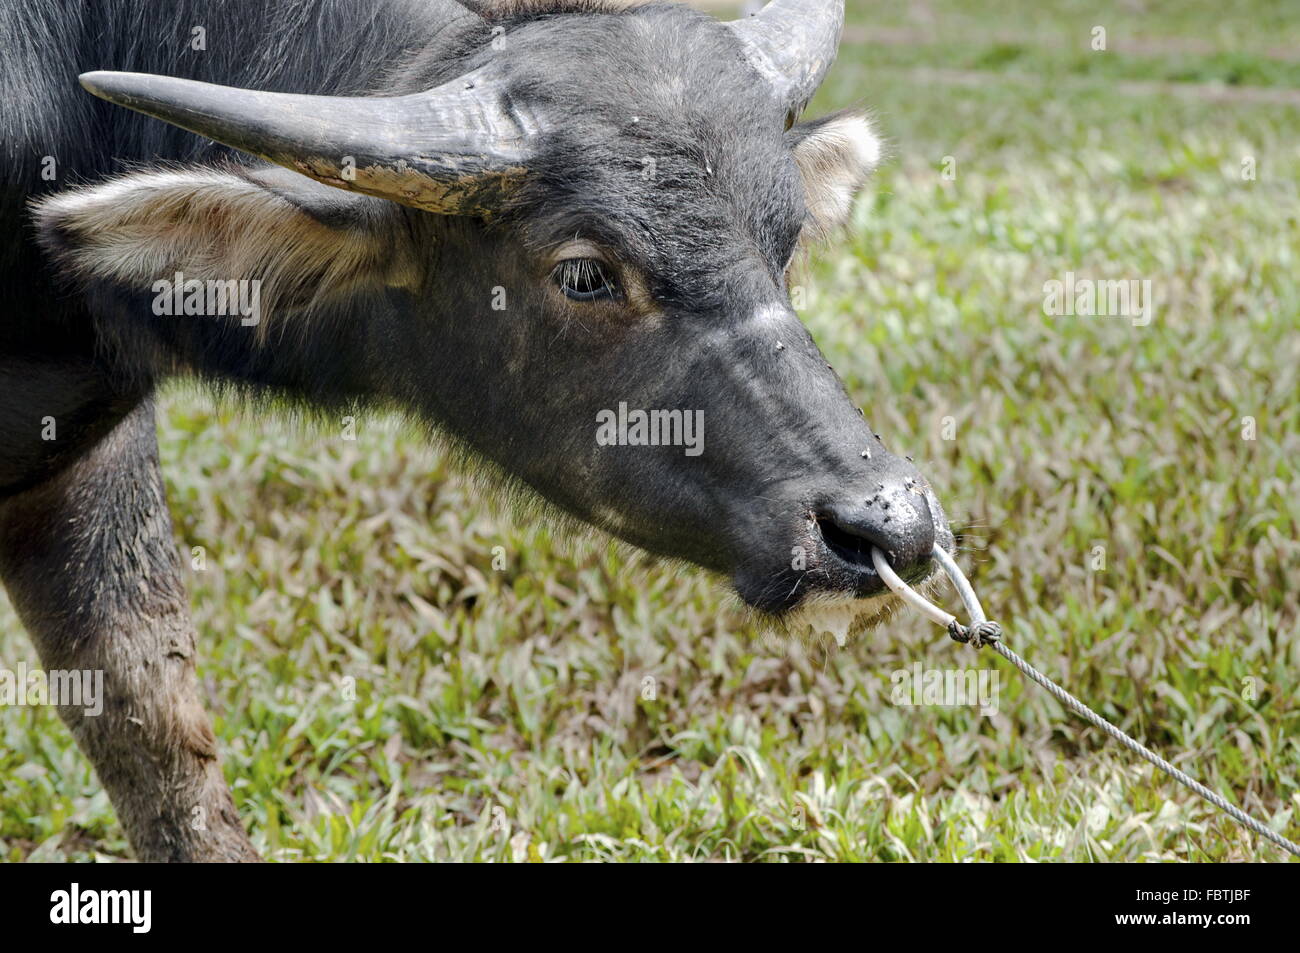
[755,490,957,644]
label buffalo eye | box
[551,258,619,302]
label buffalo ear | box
[789,111,882,239]
[33,165,419,317]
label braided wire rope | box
[868,544,1299,859]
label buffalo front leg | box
[0,399,259,861]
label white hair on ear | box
[33,166,417,336]
[791,112,882,240]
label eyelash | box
[551,258,619,302]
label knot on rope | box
[948,619,1002,648]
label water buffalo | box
[0,0,954,860]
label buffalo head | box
[36,0,954,642]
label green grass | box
[3,0,1299,861]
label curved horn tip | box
[78,71,113,96]
[78,70,145,102]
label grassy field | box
[3,0,1299,861]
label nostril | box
[814,511,878,570]
[815,489,935,578]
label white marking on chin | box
[783,592,896,647]
[779,572,949,648]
